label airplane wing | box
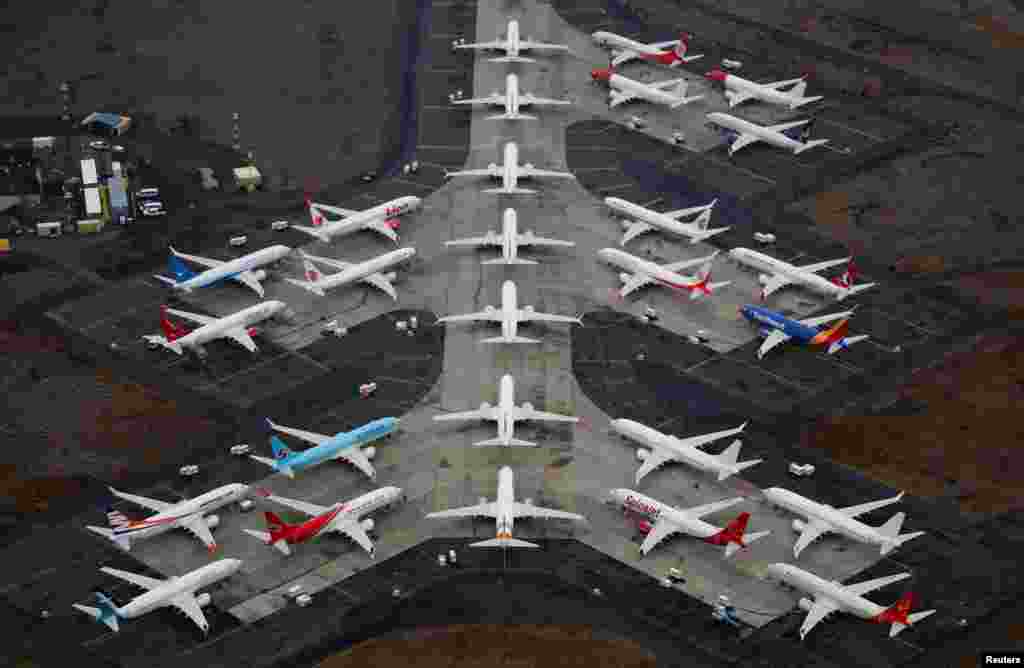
[725,90,757,106]
[181,516,217,550]
[673,423,748,450]
[519,94,571,107]
[439,310,504,324]
[762,77,806,90]
[100,566,166,591]
[230,270,266,296]
[729,132,763,154]
[426,501,499,519]
[334,446,376,480]
[168,592,210,633]
[164,308,217,327]
[663,201,716,219]
[518,41,569,52]
[269,422,330,446]
[446,168,498,178]
[312,204,359,218]
[364,219,399,243]
[434,406,500,422]
[838,493,903,518]
[455,40,508,51]
[510,502,583,522]
[758,329,791,357]
[767,119,811,133]
[265,495,329,518]
[844,572,912,597]
[446,235,501,247]
[650,78,686,91]
[332,519,375,555]
[516,406,579,423]
[109,487,173,513]
[648,40,681,49]
[635,448,675,483]
[686,497,745,519]
[453,94,505,106]
[663,255,717,273]
[793,518,831,556]
[360,272,398,300]
[621,221,655,245]
[640,517,679,554]
[517,234,574,248]
[798,596,840,638]
[760,273,792,298]
[303,253,352,271]
[516,310,579,325]
[517,166,575,180]
[798,311,856,327]
[609,90,637,108]
[224,327,258,353]
[619,271,652,297]
[798,258,850,274]
[610,50,640,67]
[170,249,222,270]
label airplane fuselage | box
[334,486,404,525]
[721,74,805,107]
[117,559,241,618]
[494,466,517,537]
[605,197,714,241]
[592,31,656,54]
[284,418,399,473]
[502,141,519,190]
[506,73,520,115]
[318,248,416,291]
[114,483,249,542]
[598,248,699,291]
[609,489,718,539]
[506,20,520,56]
[173,245,291,293]
[176,301,285,350]
[770,564,888,619]
[608,74,679,106]
[707,112,808,153]
[496,374,517,444]
[763,487,889,546]
[729,248,848,298]
[741,305,848,347]
[501,209,518,261]
[611,419,734,476]
[312,196,421,241]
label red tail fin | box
[831,260,858,287]
[873,592,914,626]
[159,306,189,341]
[705,512,750,547]
[264,511,290,543]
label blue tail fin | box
[73,591,122,631]
[168,254,197,282]
[269,435,293,461]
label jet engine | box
[621,219,634,230]
[383,272,397,282]
[480,497,488,506]
[619,272,632,284]
[360,518,375,533]
[524,162,535,170]
[487,162,498,173]
[758,274,773,286]
[798,597,814,612]
[250,269,267,282]
[521,402,534,413]
[524,498,533,505]
[483,305,496,315]
[479,401,492,412]
[195,593,212,608]
[522,230,534,240]
[636,448,650,462]
[759,327,773,338]
[364,446,376,460]
[522,305,534,313]
[792,519,806,532]
[205,514,221,529]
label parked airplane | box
[285,247,415,298]
[142,301,286,357]
[592,31,704,67]
[591,67,704,108]
[704,69,823,110]
[767,563,936,640]
[453,19,570,63]
[453,73,570,120]
[444,141,575,194]
[605,196,727,245]
[250,417,399,480]
[740,304,869,358]
[293,196,421,244]
[427,466,585,548]
[153,245,291,297]
[762,487,926,558]
[244,487,404,557]
[86,483,250,553]
[433,373,578,447]
[609,490,769,557]
[598,248,732,299]
[73,559,242,634]
[706,112,829,156]
[728,247,877,300]
[437,280,581,344]
[445,208,575,265]
[611,419,759,484]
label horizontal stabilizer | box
[242,529,271,544]
[718,458,763,481]
[72,604,120,631]
[474,437,537,447]
[480,335,540,344]
[483,187,537,195]
[152,274,179,287]
[795,139,829,154]
[488,56,537,63]
[482,257,538,265]
[471,536,539,548]
[86,525,132,551]
[881,530,926,555]
[141,335,184,355]
[249,455,294,478]
[284,278,325,297]
[670,95,704,109]
[842,282,878,298]
[290,225,331,243]
[791,95,824,109]
[486,113,537,120]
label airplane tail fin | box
[268,435,294,461]
[708,512,772,557]
[878,514,926,555]
[168,254,197,282]
[795,139,829,154]
[791,81,808,98]
[714,440,763,481]
[480,335,541,344]
[474,436,537,447]
[73,592,121,631]
[673,33,690,59]
[693,201,718,230]
[285,252,326,295]
[875,592,936,636]
[159,306,190,342]
[471,536,540,548]
[483,187,537,195]
[482,257,538,265]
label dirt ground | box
[804,332,1024,515]
[318,625,657,668]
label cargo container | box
[84,186,102,217]
[36,222,62,237]
[77,219,104,234]
[80,159,98,186]
[108,176,131,224]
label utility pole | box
[231,112,241,153]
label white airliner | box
[705,69,823,110]
[445,208,575,265]
[592,31,704,67]
[142,301,286,357]
[153,245,291,297]
[762,487,926,558]
[73,559,242,634]
[453,73,570,120]
[444,141,575,194]
[609,490,770,557]
[285,247,416,298]
[591,67,704,108]
[598,248,732,299]
[453,19,570,63]
[611,419,760,484]
[706,112,830,156]
[86,483,250,553]
[438,280,581,344]
[294,196,421,244]
[728,247,877,300]
[247,487,404,557]
[427,466,585,548]
[433,373,578,447]
[605,196,728,245]
[767,563,937,640]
